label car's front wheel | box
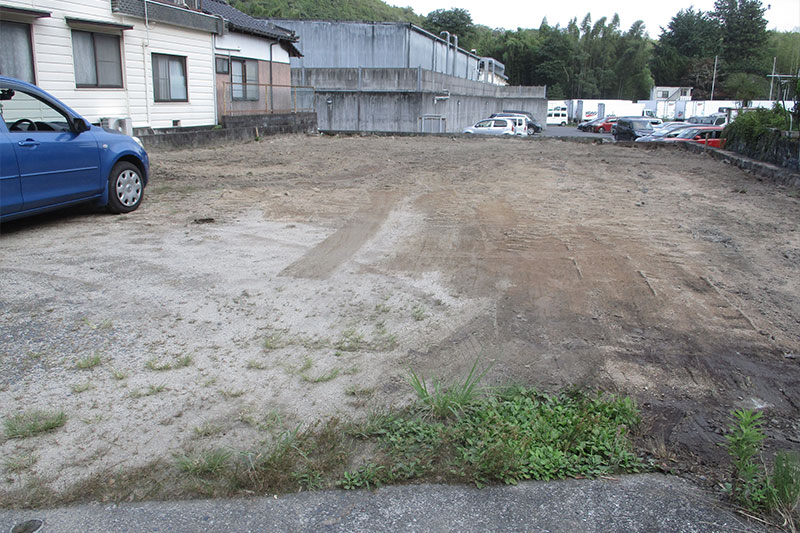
[107,161,143,214]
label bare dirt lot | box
[1,135,799,501]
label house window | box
[152,53,187,102]
[231,58,258,101]
[681,88,689,97]
[72,30,123,88]
[0,21,35,83]
[215,56,229,74]
[659,91,669,98]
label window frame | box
[0,20,36,84]
[230,57,259,102]
[215,56,229,74]
[72,29,123,89]
[152,53,188,103]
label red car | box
[593,116,617,133]
[662,126,725,148]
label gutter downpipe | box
[439,31,450,77]
[270,41,278,113]
[451,35,458,76]
[141,0,152,128]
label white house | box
[0,0,222,131]
[650,86,693,101]
[201,0,302,119]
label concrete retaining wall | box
[137,112,317,149]
[297,67,547,133]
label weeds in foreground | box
[3,410,66,439]
[408,358,492,417]
[724,409,800,530]
[1,368,644,507]
[176,449,232,476]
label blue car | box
[0,76,149,223]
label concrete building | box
[266,20,545,133]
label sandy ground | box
[1,135,798,499]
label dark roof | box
[202,0,302,56]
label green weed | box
[176,449,232,476]
[3,410,66,439]
[263,333,285,351]
[71,382,92,393]
[130,384,167,398]
[194,422,224,438]
[408,358,492,418]
[75,354,102,370]
[335,329,363,352]
[725,409,769,510]
[2,453,37,474]
[302,368,340,384]
[145,357,173,371]
[412,306,427,321]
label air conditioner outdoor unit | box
[100,117,133,137]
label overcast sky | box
[387,0,800,36]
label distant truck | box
[569,99,654,122]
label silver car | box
[462,118,521,136]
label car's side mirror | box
[72,117,90,133]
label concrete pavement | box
[2,474,772,533]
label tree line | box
[233,0,800,101]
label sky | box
[386,0,800,36]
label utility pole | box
[710,55,718,101]
[769,56,777,101]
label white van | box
[546,107,568,126]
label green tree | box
[650,8,721,87]
[422,8,478,50]
[711,0,769,73]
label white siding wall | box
[3,0,216,128]
[214,33,289,63]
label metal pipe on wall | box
[452,35,458,76]
[440,31,450,75]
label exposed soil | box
[1,135,799,499]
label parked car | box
[635,123,695,142]
[463,118,523,136]
[1,76,149,223]
[593,116,617,133]
[687,114,727,126]
[662,126,725,148]
[490,111,543,134]
[613,117,654,141]
[577,117,605,131]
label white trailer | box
[569,99,651,122]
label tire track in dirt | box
[280,191,402,279]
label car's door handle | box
[17,139,40,147]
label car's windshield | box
[676,128,710,138]
[631,120,653,130]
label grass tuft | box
[75,354,102,370]
[176,449,232,476]
[335,329,363,352]
[408,358,492,418]
[4,410,66,439]
[2,453,37,474]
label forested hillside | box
[232,0,800,103]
